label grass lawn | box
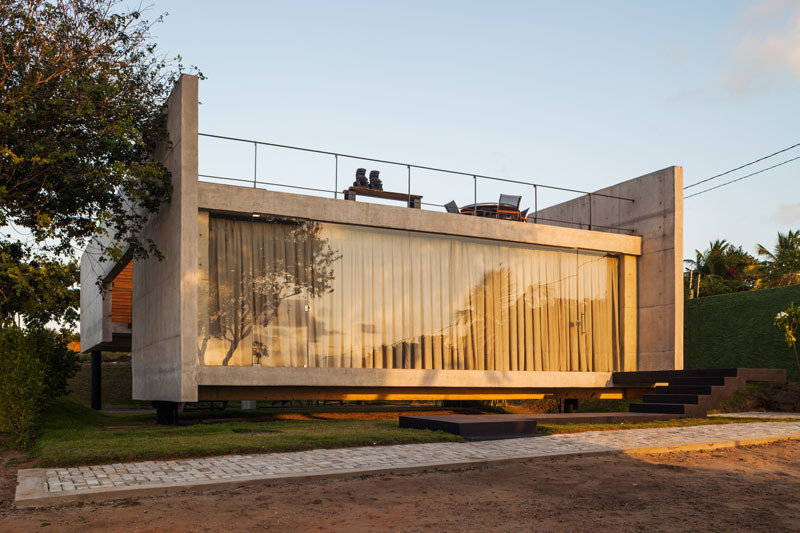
[17,399,799,468]
[29,400,463,467]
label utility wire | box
[684,141,800,189]
[684,154,800,199]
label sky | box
[147,0,800,259]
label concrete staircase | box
[612,368,786,417]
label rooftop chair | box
[444,200,460,214]
[497,193,523,220]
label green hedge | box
[684,285,800,382]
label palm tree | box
[686,239,734,277]
[685,240,759,296]
[757,230,800,288]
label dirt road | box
[2,440,799,532]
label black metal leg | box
[90,350,102,410]
[154,401,179,425]
[564,398,578,413]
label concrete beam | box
[198,183,642,256]
[197,367,616,389]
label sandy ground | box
[1,440,799,532]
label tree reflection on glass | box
[202,217,340,366]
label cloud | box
[724,0,800,94]
[773,202,800,224]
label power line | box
[684,154,800,199]
[684,141,800,189]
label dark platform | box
[399,412,680,440]
[399,414,540,440]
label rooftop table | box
[343,187,423,208]
[460,202,527,221]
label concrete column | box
[240,400,257,410]
[90,350,101,410]
[132,74,200,403]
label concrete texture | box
[196,367,616,388]
[198,182,643,256]
[15,421,800,508]
[536,167,683,371]
[195,368,632,401]
[79,238,114,352]
[131,74,200,402]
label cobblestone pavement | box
[38,421,800,495]
[708,412,800,420]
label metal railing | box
[197,132,636,233]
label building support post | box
[563,398,578,413]
[90,350,102,411]
[154,401,179,425]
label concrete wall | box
[536,167,684,370]
[131,74,199,402]
[80,233,133,352]
[79,236,115,352]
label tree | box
[1,0,195,262]
[0,241,79,327]
[685,239,759,296]
[0,325,78,447]
[0,0,190,441]
[774,303,800,374]
[757,230,800,288]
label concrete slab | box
[15,421,800,509]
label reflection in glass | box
[201,216,622,371]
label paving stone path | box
[28,421,800,501]
[708,412,800,420]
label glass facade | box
[199,215,623,371]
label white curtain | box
[201,216,621,371]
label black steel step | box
[630,403,686,415]
[612,368,738,384]
[667,376,726,387]
[643,394,699,404]
[654,385,713,395]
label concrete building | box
[80,76,683,416]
